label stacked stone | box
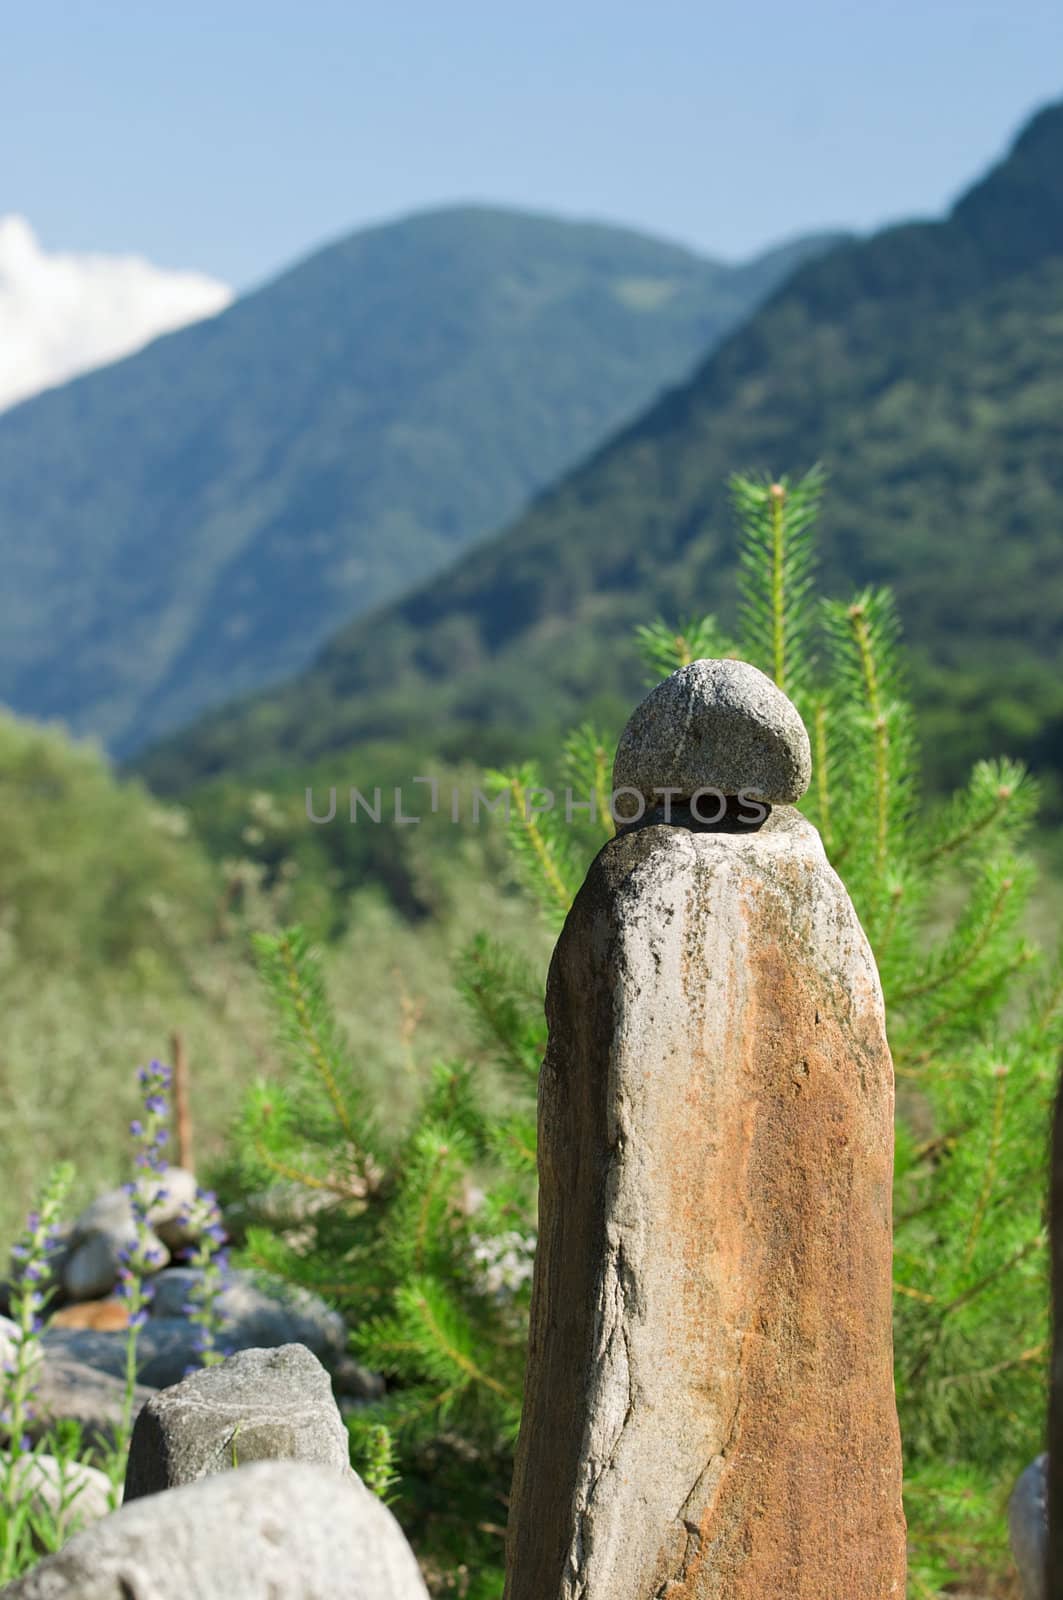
[503,658,906,1600]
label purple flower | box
[129,1119,143,1137]
[25,1212,40,1231]
[154,1130,169,1147]
[129,1309,148,1329]
[23,1263,44,1282]
[144,1094,167,1117]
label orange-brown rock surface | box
[503,805,906,1599]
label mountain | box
[138,102,1063,806]
[0,215,231,413]
[0,206,844,755]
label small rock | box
[1009,1452,1047,1600]
[43,1273,345,1392]
[331,1353,386,1402]
[150,1267,346,1366]
[612,657,812,814]
[2,1459,432,1599]
[5,1452,113,1540]
[41,1320,206,1391]
[124,1343,351,1500]
[62,1222,168,1303]
[49,1298,130,1332]
[69,1168,198,1248]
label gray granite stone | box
[1009,1453,1047,1600]
[0,1459,431,1599]
[123,1343,350,1501]
[612,657,811,813]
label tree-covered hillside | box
[0,206,842,756]
[139,102,1063,808]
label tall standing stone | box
[503,660,906,1600]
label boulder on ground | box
[332,1352,386,1402]
[1009,1453,1047,1600]
[61,1222,167,1304]
[124,1343,351,1500]
[69,1169,198,1244]
[1,1459,431,1599]
[41,1319,205,1391]
[60,1173,198,1303]
[150,1266,346,1365]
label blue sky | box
[7,1,1063,291]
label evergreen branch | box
[732,464,824,700]
[276,931,356,1145]
[406,1283,519,1404]
[456,935,544,1086]
[848,599,889,880]
[633,615,737,683]
[415,1142,459,1277]
[560,723,615,837]
[811,698,833,853]
[375,1276,523,1415]
[935,1341,1046,1391]
[252,1137,364,1200]
[894,1280,937,1303]
[959,1065,1008,1272]
[769,482,786,688]
[940,1234,1046,1317]
[892,872,1022,1004]
[918,762,1032,866]
[251,927,389,1191]
[506,776,573,912]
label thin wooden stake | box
[171,1028,194,1176]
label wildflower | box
[1,1162,75,1525]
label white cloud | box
[0,216,233,414]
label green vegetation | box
[141,100,1063,818]
[0,206,841,758]
[0,709,549,1250]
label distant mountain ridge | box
[0,205,844,755]
[138,101,1063,803]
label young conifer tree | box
[227,468,1062,1598]
[493,466,1063,1596]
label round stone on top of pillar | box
[612,657,812,820]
